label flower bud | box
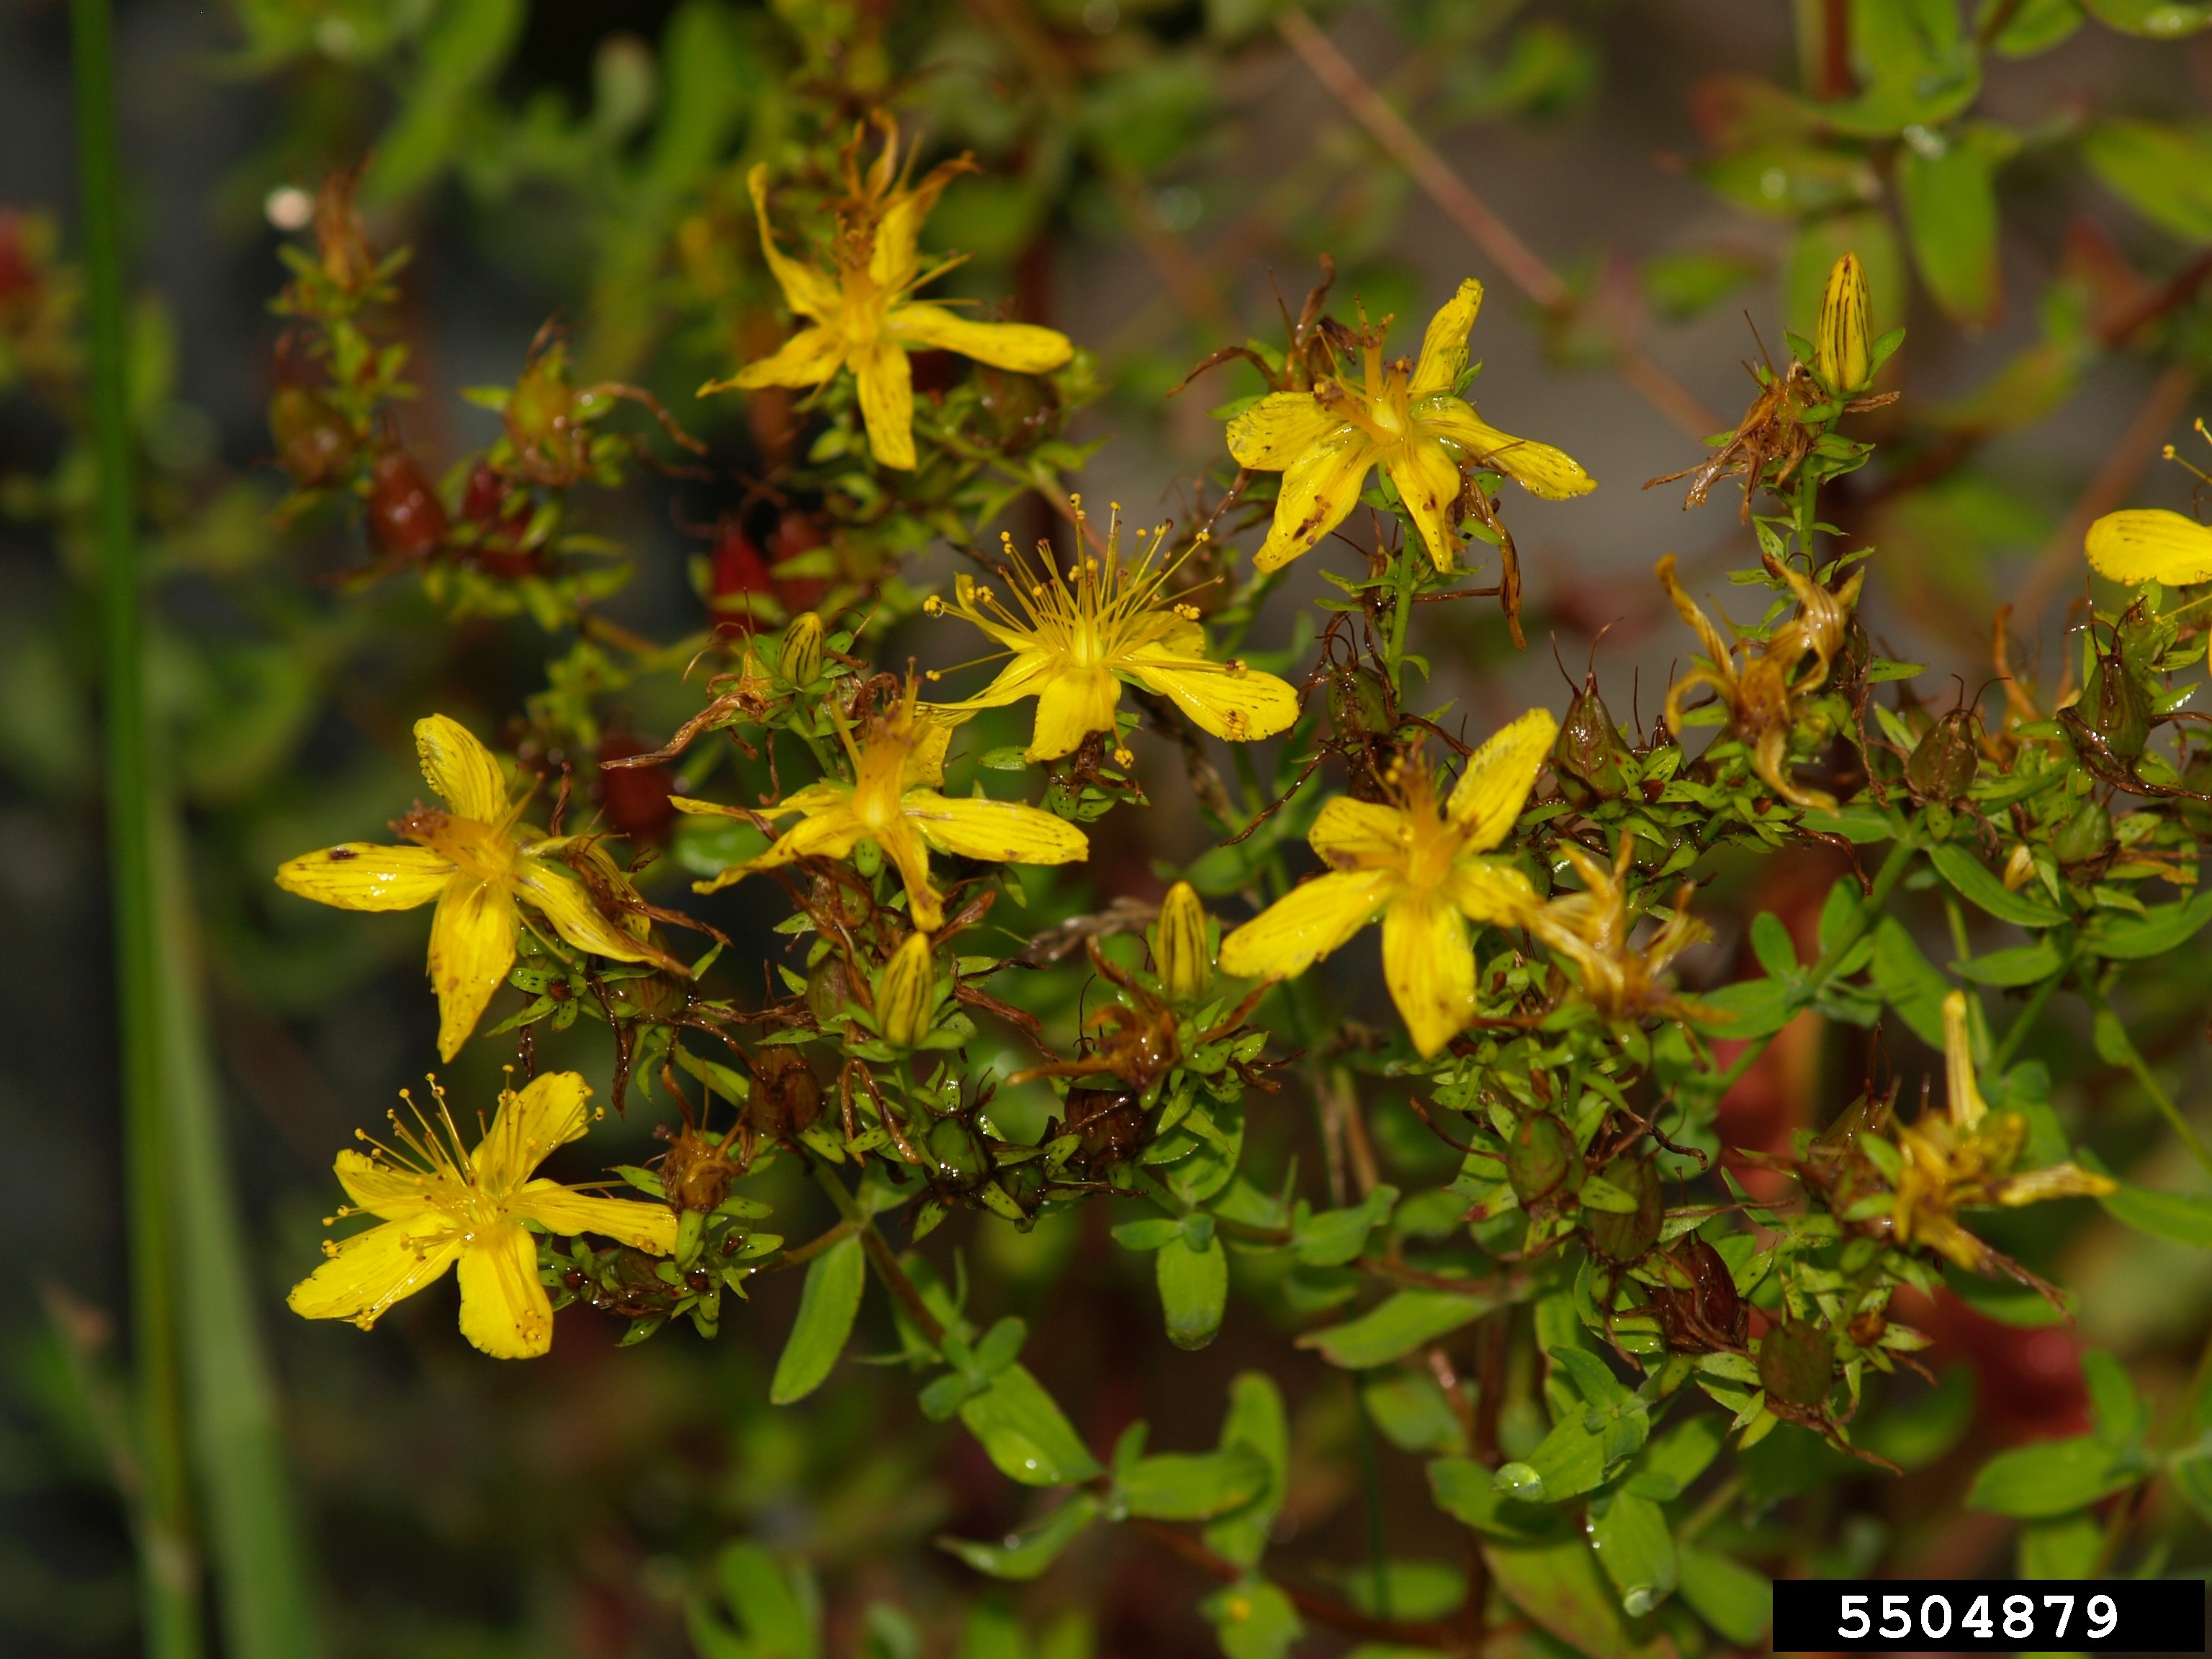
[927,1116,987,1184]
[1758,1318,1835,1409]
[806,953,850,1027]
[269,385,356,487]
[876,932,935,1048]
[1505,1112,1575,1205]
[1905,709,1980,804]
[780,611,824,688]
[2080,642,2152,763]
[1584,1154,1663,1263]
[365,446,449,562]
[1152,881,1211,1002]
[1815,251,1872,397]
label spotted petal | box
[1444,709,1557,850]
[1382,439,1466,572]
[511,1182,682,1253]
[276,844,453,911]
[890,303,1073,374]
[2085,508,2212,587]
[1382,889,1476,1057]
[1409,278,1484,397]
[456,1221,556,1359]
[1025,666,1123,761]
[1219,868,1399,983]
[1416,397,1595,500]
[287,1213,463,1329]
[1308,796,1413,870]
[415,714,511,823]
[1226,392,1348,470]
[1253,427,1377,572]
[1123,650,1300,745]
[904,791,1090,868]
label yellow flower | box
[1891,992,2115,1276]
[925,512,1300,761]
[876,932,938,1048]
[1527,841,1707,1022]
[705,120,1073,470]
[276,715,675,1061]
[1218,709,1556,1056]
[1814,251,1872,397]
[2085,508,2212,587]
[1151,880,1212,1004]
[1226,279,1593,574]
[673,684,1087,931]
[287,1071,677,1359]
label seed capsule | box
[1815,251,1872,397]
[2054,799,2113,867]
[1505,1113,1575,1205]
[1905,709,1980,804]
[748,1047,822,1140]
[1758,1318,1835,1408]
[806,954,851,1027]
[927,1116,987,1184]
[1584,1154,1663,1263]
[876,932,935,1048]
[364,447,448,562]
[1552,675,1631,806]
[1152,881,1211,1003]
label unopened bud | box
[269,385,356,487]
[2082,642,2152,762]
[1815,251,1872,397]
[1152,881,1210,1002]
[1552,675,1630,806]
[2054,799,2113,868]
[1505,1112,1575,1205]
[1758,1318,1834,1408]
[780,611,824,688]
[876,932,935,1048]
[365,447,448,562]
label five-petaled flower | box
[1218,709,1557,1056]
[704,117,1073,470]
[1226,279,1593,575]
[925,510,1300,762]
[288,1071,678,1359]
[276,714,678,1061]
[673,683,1087,931]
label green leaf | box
[2083,120,2212,240]
[2088,1159,2212,1248]
[1292,1184,1399,1267]
[1951,939,2064,986]
[958,1364,1105,1486]
[938,1493,1101,1581]
[1966,1434,2138,1516]
[711,1543,820,1659]
[1928,840,2066,925]
[1870,917,1950,1047]
[770,1234,866,1405]
[1799,803,1896,842]
[1110,1217,1181,1251]
[1485,1538,1665,1659]
[1200,1578,1302,1659]
[1156,1233,1228,1352]
[1748,911,1799,979]
[1206,1372,1290,1569]
[2082,886,2212,958]
[1119,1446,1271,1520]
[1686,974,1797,1040]
[1319,1557,1466,1620]
[1677,1545,1772,1645]
[2019,1509,2104,1578]
[957,1598,1028,1659]
[2085,1349,2151,1444]
[1982,0,2086,53]
[1430,1457,1563,1539]
[1820,0,1979,135]
[1588,1492,1676,1616]
[1295,1286,1505,1369]
[1898,135,2002,325]
[1362,1370,1470,1457]
[1619,1414,1725,1501]
[2081,0,2212,37]
[1861,1366,1977,1467]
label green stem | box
[2090,989,2212,1179]
[1711,837,1915,1097]
[811,1165,944,1345]
[72,2,201,1653]
[1387,534,1417,698]
[1989,961,2068,1073]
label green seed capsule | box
[1552,676,1631,806]
[927,1117,987,1184]
[1506,1113,1575,1204]
[1584,1156,1663,1262]
[1905,709,1980,804]
[1758,1318,1835,1408]
[2053,799,2113,867]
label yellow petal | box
[426,877,516,1062]
[719,325,845,392]
[1409,278,1484,397]
[873,816,946,932]
[854,338,917,470]
[415,714,511,823]
[904,713,959,791]
[1444,709,1558,850]
[1996,1162,2117,1205]
[275,843,452,911]
[1218,868,1398,982]
[287,1213,462,1328]
[332,1148,447,1223]
[1940,990,1987,1133]
[904,791,1089,866]
[455,1220,555,1359]
[693,804,864,895]
[889,302,1074,374]
[747,163,840,322]
[1382,889,1475,1057]
[1383,440,1465,572]
[1444,857,1538,925]
[1416,397,1595,500]
[931,651,1059,716]
[511,1181,680,1252]
[2084,508,2212,586]
[1254,427,1377,572]
[473,1071,593,1194]
[513,856,660,964]
[1025,666,1123,760]
[1308,796,1412,869]
[1123,653,1301,745]
[1226,392,1349,470]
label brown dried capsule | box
[365,446,448,562]
[748,1047,822,1141]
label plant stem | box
[811,1164,945,1345]
[1989,961,2067,1073]
[1388,533,1417,698]
[2089,990,2212,1178]
[72,1,201,1652]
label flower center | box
[396,806,514,885]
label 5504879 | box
[1773,1579,2206,1653]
